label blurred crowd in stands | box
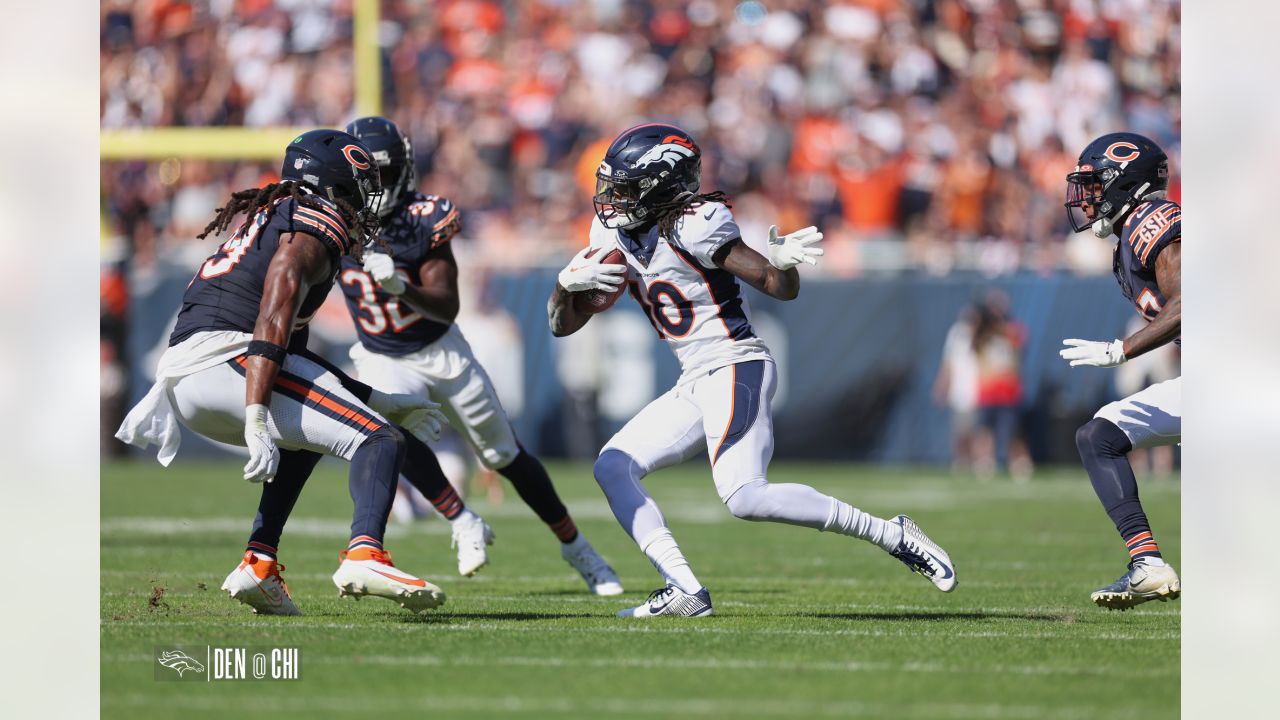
[101,0,1181,276]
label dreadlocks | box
[655,190,731,240]
[198,181,376,257]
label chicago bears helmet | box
[1065,131,1168,238]
[345,116,415,219]
[281,129,383,237]
[594,123,702,229]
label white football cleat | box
[1091,559,1181,610]
[332,546,445,613]
[451,513,495,577]
[618,584,714,618]
[560,535,624,595]
[221,551,301,616]
[889,515,958,592]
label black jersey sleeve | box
[281,197,352,259]
[405,194,461,255]
[1122,199,1181,272]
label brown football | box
[572,248,628,315]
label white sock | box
[638,528,702,594]
[1138,556,1166,567]
[250,551,276,563]
[823,499,901,552]
[450,508,481,526]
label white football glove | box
[1059,338,1127,368]
[767,225,824,270]
[243,403,280,483]
[557,245,627,293]
[363,252,405,295]
[367,389,448,443]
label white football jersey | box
[588,202,772,377]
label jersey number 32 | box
[341,269,423,335]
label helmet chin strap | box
[1092,181,1153,238]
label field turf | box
[101,460,1179,719]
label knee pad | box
[723,479,769,521]
[1075,418,1130,459]
[594,448,637,487]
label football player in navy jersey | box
[338,117,622,594]
[117,129,482,616]
[1061,132,1182,609]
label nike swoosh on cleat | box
[367,567,427,587]
[933,561,954,580]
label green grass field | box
[101,460,1179,719]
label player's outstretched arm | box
[1123,241,1181,360]
[714,226,821,301]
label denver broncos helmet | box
[1066,131,1168,238]
[345,116,415,219]
[594,123,702,229]
[281,129,383,239]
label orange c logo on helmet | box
[1104,141,1141,163]
[341,144,372,170]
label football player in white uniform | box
[548,124,958,618]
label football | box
[572,248,628,315]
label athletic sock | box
[247,449,322,558]
[397,429,468,520]
[1076,418,1163,562]
[823,499,901,552]
[347,535,383,552]
[497,450,577,543]
[246,542,278,561]
[638,528,701,594]
[347,426,403,549]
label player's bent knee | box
[481,443,520,470]
[723,479,770,522]
[1075,418,1130,460]
[594,448,638,486]
[359,423,405,455]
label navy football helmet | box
[1066,131,1168,238]
[281,129,383,240]
[594,123,702,229]
[345,116,415,219]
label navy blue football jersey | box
[338,193,460,356]
[1114,198,1181,323]
[170,196,351,348]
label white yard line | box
[103,618,1177,642]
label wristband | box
[246,340,287,366]
[246,403,270,432]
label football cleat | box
[332,546,445,613]
[451,514,495,577]
[1091,560,1180,610]
[617,585,713,618]
[889,515,958,592]
[221,551,301,616]
[560,535,624,596]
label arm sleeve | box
[1125,201,1181,271]
[680,203,741,268]
[406,195,461,252]
[284,198,351,258]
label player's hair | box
[198,181,371,254]
[655,191,732,240]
